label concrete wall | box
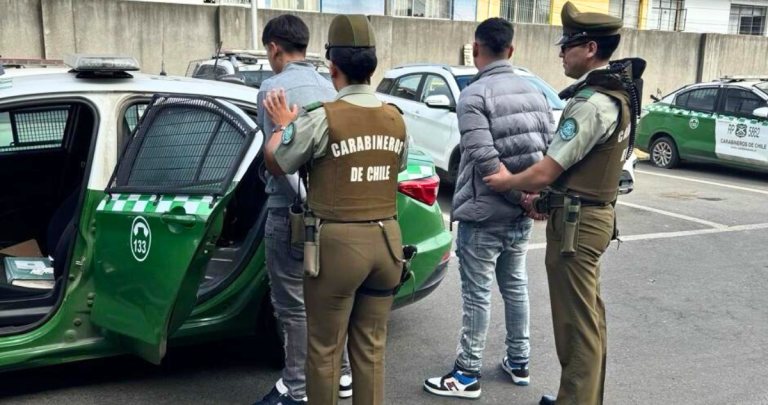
[0,0,44,59]
[699,33,768,82]
[2,0,768,105]
[614,29,702,101]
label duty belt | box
[534,192,611,214]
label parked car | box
[0,55,451,371]
[376,63,637,194]
[186,49,331,88]
[638,76,768,171]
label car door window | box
[376,78,395,94]
[111,95,253,195]
[390,74,423,102]
[420,75,454,106]
[0,107,69,153]
[676,88,719,112]
[722,89,767,116]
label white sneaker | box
[423,368,482,399]
[339,374,353,399]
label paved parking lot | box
[3,161,768,405]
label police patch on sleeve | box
[558,118,579,141]
[281,123,296,145]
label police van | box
[0,55,451,370]
[638,76,768,171]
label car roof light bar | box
[64,54,141,72]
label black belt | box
[546,194,611,208]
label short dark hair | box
[330,47,378,84]
[475,18,514,56]
[261,15,309,54]
[594,35,621,61]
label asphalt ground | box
[3,161,768,405]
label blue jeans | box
[455,218,533,373]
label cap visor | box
[555,35,570,46]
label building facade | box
[130,0,768,37]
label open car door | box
[91,94,261,363]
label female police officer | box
[262,14,408,405]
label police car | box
[0,55,451,370]
[638,76,768,171]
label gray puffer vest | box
[451,60,553,223]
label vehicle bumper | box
[393,257,449,310]
[618,170,634,195]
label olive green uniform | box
[544,3,633,405]
[273,83,408,405]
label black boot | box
[539,394,556,405]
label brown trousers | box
[545,205,614,405]
[304,219,402,405]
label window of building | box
[500,0,550,24]
[730,5,767,36]
[609,0,641,29]
[650,0,686,31]
[263,0,320,12]
[393,0,451,19]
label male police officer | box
[484,2,645,405]
[263,14,408,405]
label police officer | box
[484,2,645,405]
[262,14,408,405]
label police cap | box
[556,2,623,46]
[326,14,376,52]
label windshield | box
[756,82,768,95]
[522,76,566,110]
[454,74,566,110]
[240,71,276,88]
[455,75,474,92]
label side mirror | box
[650,94,660,102]
[753,107,768,118]
[424,94,454,111]
[216,74,246,86]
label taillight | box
[398,175,439,206]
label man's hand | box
[483,163,513,192]
[263,88,298,128]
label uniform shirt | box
[273,84,409,175]
[256,61,337,208]
[547,66,620,171]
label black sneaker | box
[339,374,352,399]
[540,394,556,405]
[423,368,482,399]
[501,357,530,386]
[253,386,306,405]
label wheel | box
[650,136,680,169]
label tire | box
[650,136,680,169]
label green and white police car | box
[637,76,768,171]
[0,55,451,371]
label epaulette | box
[303,101,324,112]
[575,88,596,99]
[387,103,404,115]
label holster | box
[289,204,305,245]
[303,213,321,278]
[560,196,581,257]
